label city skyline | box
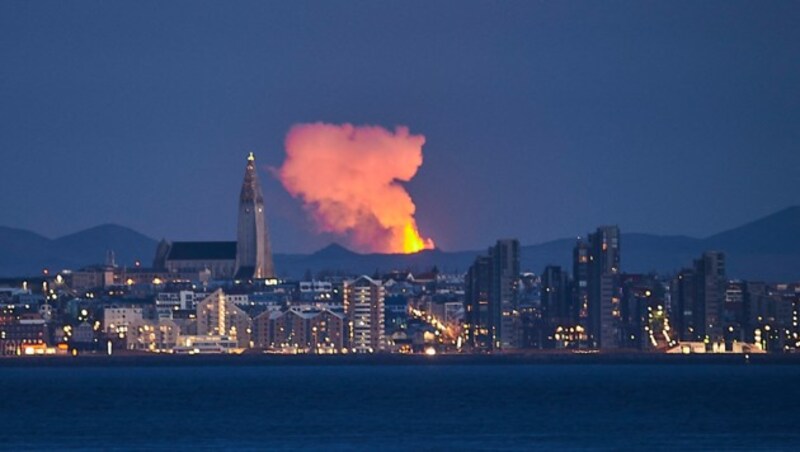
[2,1,799,253]
[2,2,800,450]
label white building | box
[103,307,143,337]
[196,289,253,348]
[156,291,198,310]
[344,276,385,353]
[173,335,239,354]
[126,319,180,352]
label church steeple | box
[235,152,275,279]
[239,151,262,204]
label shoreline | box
[2,351,799,367]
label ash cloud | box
[275,122,434,254]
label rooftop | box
[167,242,237,261]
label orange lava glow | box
[402,222,435,254]
[277,122,436,254]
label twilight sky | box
[1,1,798,253]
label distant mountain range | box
[1,206,799,281]
[0,224,157,278]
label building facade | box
[586,226,621,349]
[195,289,253,348]
[671,251,727,345]
[253,307,345,353]
[465,255,492,349]
[541,265,571,331]
[464,239,520,351]
[344,276,385,353]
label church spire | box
[235,152,275,279]
[239,152,262,204]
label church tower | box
[235,152,275,279]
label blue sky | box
[1,1,798,252]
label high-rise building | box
[491,239,520,349]
[671,268,696,341]
[740,280,794,351]
[670,251,726,344]
[236,152,275,279]
[541,265,571,329]
[464,239,520,351]
[344,276,385,353]
[694,251,726,343]
[620,274,667,350]
[723,280,746,342]
[572,240,590,327]
[464,255,492,349]
[586,226,621,349]
[597,273,622,348]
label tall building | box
[344,276,385,353]
[620,274,667,350]
[491,239,520,349]
[586,226,621,349]
[743,281,769,343]
[153,153,275,280]
[464,255,492,349]
[671,268,696,341]
[235,152,275,279]
[464,239,520,351]
[572,239,590,329]
[695,251,726,342]
[541,265,571,329]
[670,251,726,344]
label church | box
[153,153,275,280]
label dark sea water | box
[1,364,799,450]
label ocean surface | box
[1,363,799,450]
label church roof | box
[234,266,256,280]
[167,241,237,261]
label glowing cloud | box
[276,122,435,254]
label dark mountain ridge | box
[0,224,158,277]
[1,206,798,281]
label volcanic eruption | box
[276,122,435,254]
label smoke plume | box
[276,122,435,254]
